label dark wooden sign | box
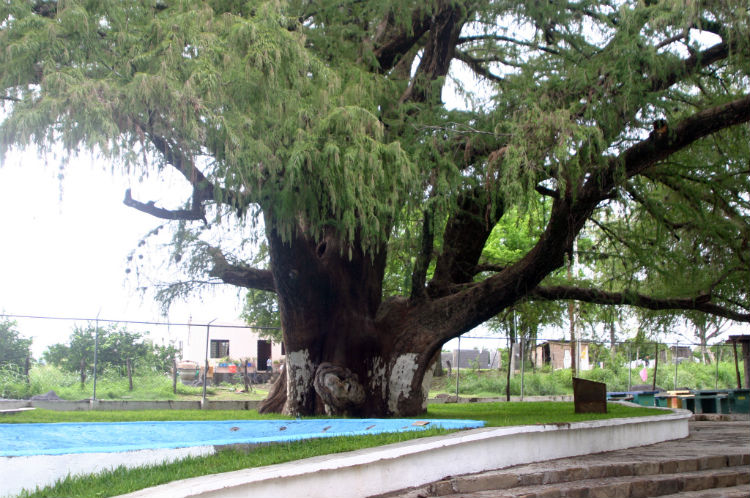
[573,377,607,414]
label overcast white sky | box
[0,149,247,357]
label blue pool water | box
[0,418,483,456]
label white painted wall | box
[180,322,283,367]
[117,408,690,498]
[1,447,215,498]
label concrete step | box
[434,466,750,498]
[389,454,750,497]
[658,484,750,497]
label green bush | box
[0,364,31,399]
[437,360,745,397]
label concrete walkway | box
[380,421,750,498]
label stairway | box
[377,422,750,498]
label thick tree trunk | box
[260,224,439,416]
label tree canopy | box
[42,324,179,373]
[2,0,748,416]
[0,318,32,370]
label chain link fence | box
[433,335,748,399]
[2,313,748,402]
[0,313,280,402]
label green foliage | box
[0,0,419,254]
[437,361,745,397]
[42,325,178,374]
[0,364,194,400]
[240,242,283,342]
[1,0,749,353]
[0,317,32,370]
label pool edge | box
[115,408,690,498]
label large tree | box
[1,0,749,416]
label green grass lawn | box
[9,402,665,498]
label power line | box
[0,313,280,330]
[457,335,733,348]
[1,313,733,347]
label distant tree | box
[43,325,178,374]
[0,318,32,370]
[682,312,726,364]
[242,288,283,343]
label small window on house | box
[210,339,230,358]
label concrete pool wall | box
[0,418,482,497]
[113,408,690,498]
[0,406,690,498]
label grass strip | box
[0,408,290,424]
[424,401,663,426]
[11,402,665,497]
[18,429,450,498]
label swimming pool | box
[0,418,484,456]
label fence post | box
[455,336,461,399]
[715,346,720,389]
[202,319,217,408]
[627,345,632,391]
[243,360,250,392]
[126,358,133,391]
[24,356,30,385]
[93,316,99,401]
[732,338,742,389]
[520,338,525,401]
[652,343,659,391]
[673,344,678,390]
[80,359,86,389]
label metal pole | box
[93,312,100,401]
[732,339,742,389]
[674,343,678,390]
[520,337,525,401]
[455,336,461,399]
[627,345,632,391]
[202,318,217,407]
[715,345,720,390]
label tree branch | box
[586,94,750,203]
[371,8,431,72]
[428,191,503,297]
[649,42,730,93]
[472,263,505,274]
[134,116,250,211]
[206,247,276,292]
[531,285,750,323]
[535,184,560,198]
[405,94,750,345]
[123,188,206,222]
[399,3,468,104]
[457,34,560,56]
[410,207,434,300]
[453,51,504,83]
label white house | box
[179,321,284,372]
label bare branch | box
[473,263,505,274]
[206,247,276,292]
[457,34,560,56]
[454,51,505,83]
[123,188,206,222]
[531,285,750,323]
[535,184,560,198]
